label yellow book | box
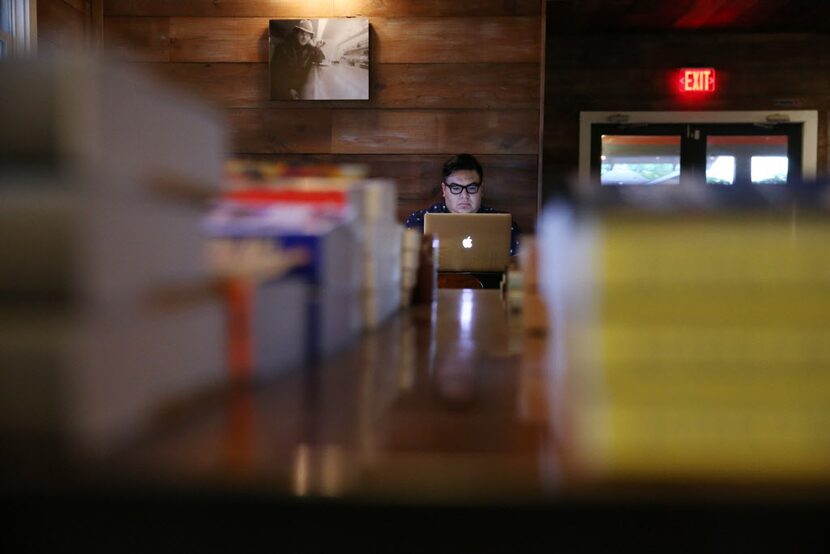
[541,210,830,482]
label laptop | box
[423,213,512,272]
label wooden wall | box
[99,1,544,232]
[543,30,830,199]
[37,0,86,51]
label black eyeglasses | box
[444,182,481,195]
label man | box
[270,19,326,100]
[405,153,521,256]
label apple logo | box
[462,236,473,249]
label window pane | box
[1,2,11,59]
[600,135,681,185]
[1,4,9,33]
[706,135,788,185]
[706,155,735,185]
[751,156,788,184]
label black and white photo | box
[269,18,369,101]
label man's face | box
[297,30,312,46]
[442,169,483,214]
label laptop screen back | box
[423,213,511,272]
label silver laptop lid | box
[423,213,511,272]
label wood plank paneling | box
[374,17,541,63]
[110,17,541,63]
[104,0,542,18]
[228,109,538,155]
[139,62,267,108]
[104,17,170,61]
[140,62,540,109]
[336,0,542,18]
[169,17,267,62]
[38,0,86,48]
[105,1,335,17]
[227,109,333,154]
[234,153,538,231]
[63,0,86,11]
[235,153,538,200]
[372,63,540,108]
[89,0,105,48]
[332,110,539,154]
[99,3,543,229]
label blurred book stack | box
[539,205,830,483]
[358,178,403,329]
[400,228,421,306]
[0,57,229,456]
[518,236,548,335]
[205,161,403,377]
[499,236,546,334]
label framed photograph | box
[269,18,370,101]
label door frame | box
[579,111,818,191]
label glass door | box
[591,124,686,186]
[699,123,802,187]
[590,122,803,188]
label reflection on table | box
[113,290,552,501]
[437,272,503,289]
[7,288,830,551]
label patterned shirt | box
[404,202,521,256]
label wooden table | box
[6,290,830,551]
[112,289,553,501]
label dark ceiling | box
[548,0,830,33]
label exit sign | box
[678,68,716,93]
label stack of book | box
[518,236,548,335]
[205,162,404,377]
[539,205,830,482]
[359,179,403,329]
[400,228,422,306]
[0,57,228,455]
[205,186,362,373]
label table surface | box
[7,289,830,550]
[107,287,830,496]
[112,289,554,501]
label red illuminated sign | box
[678,68,716,93]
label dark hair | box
[442,154,483,183]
